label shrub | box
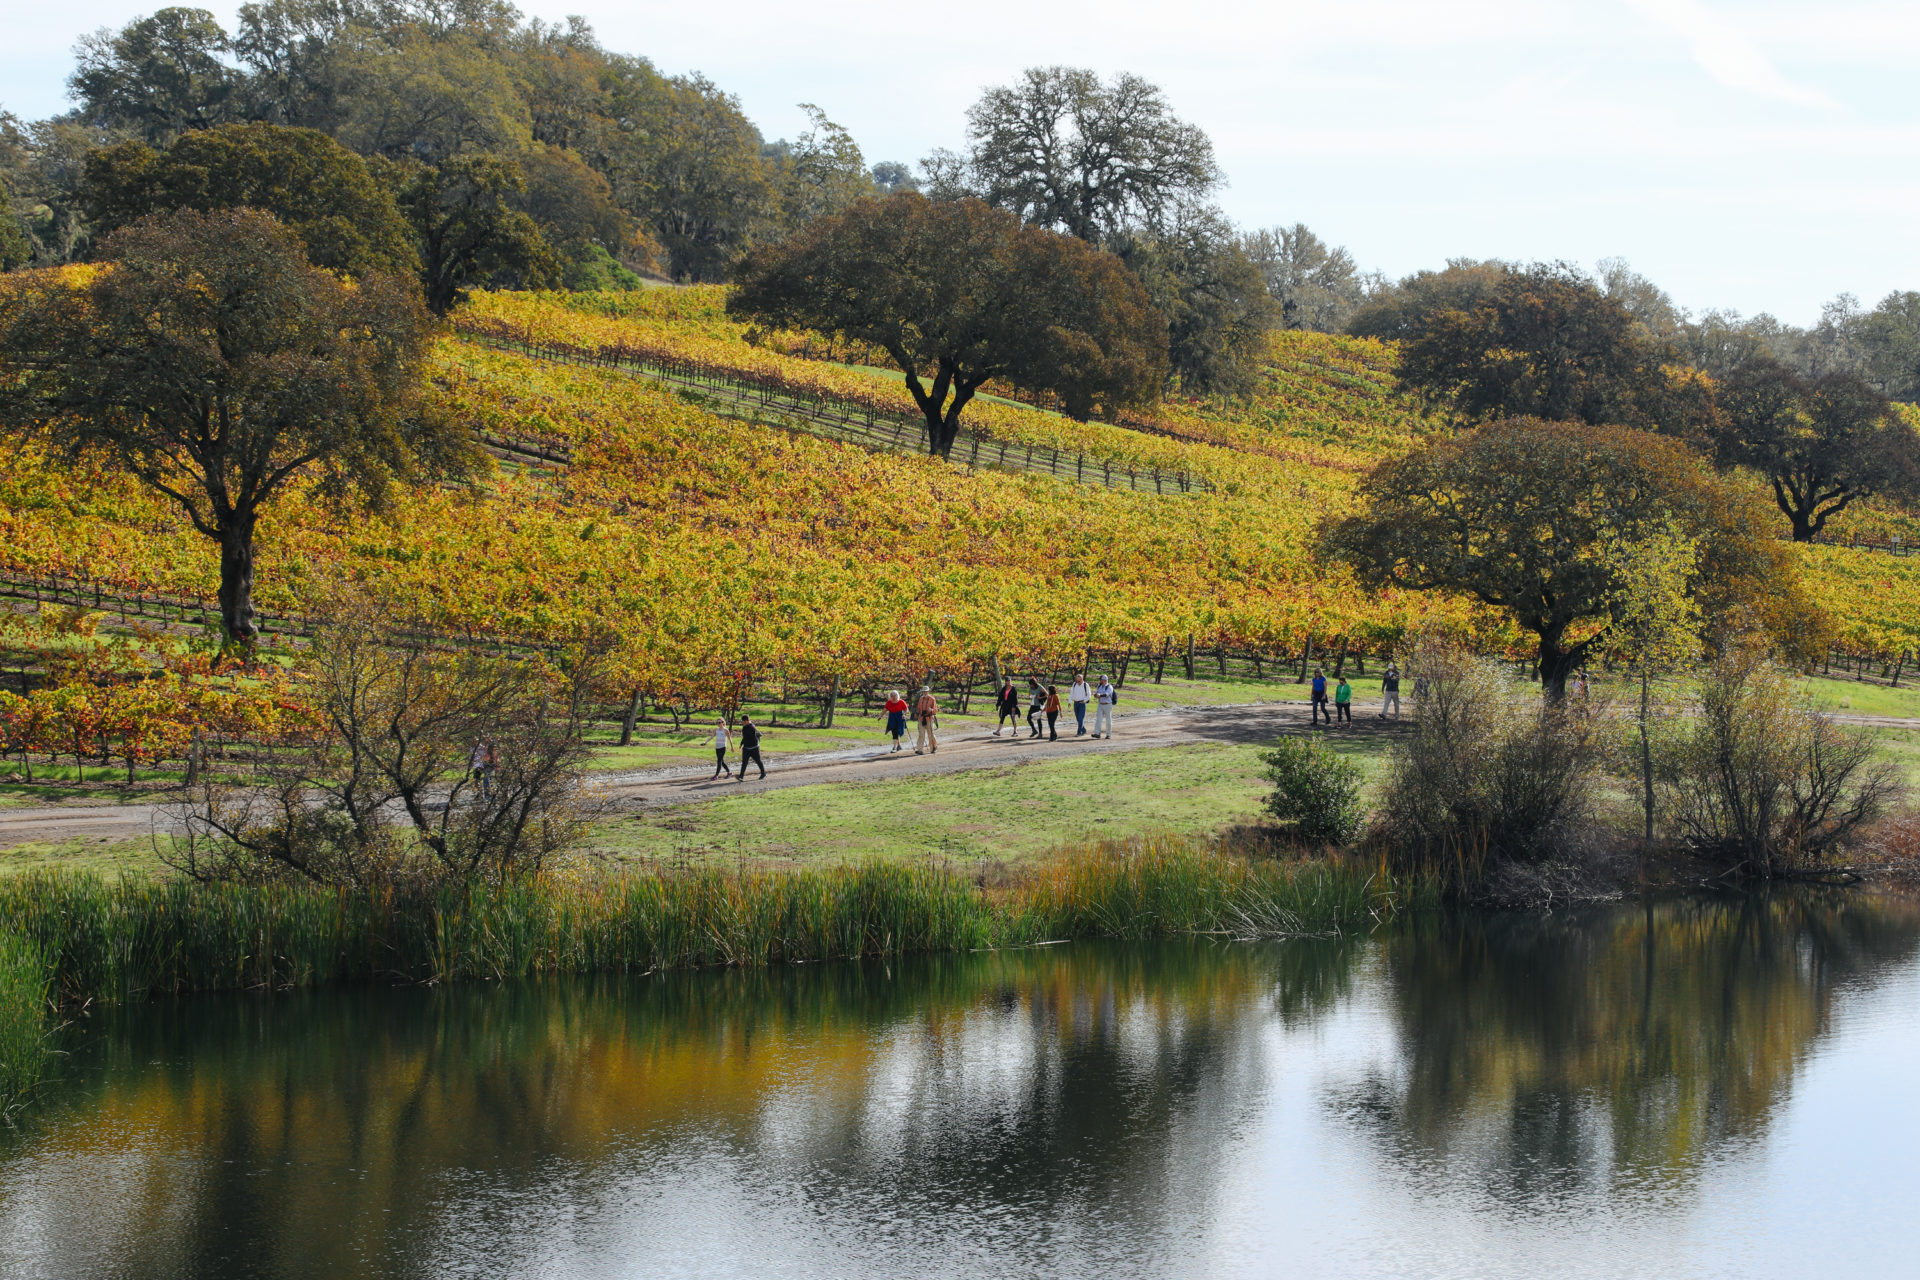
[1378,640,1604,871]
[1660,642,1899,876]
[1261,736,1365,844]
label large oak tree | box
[1320,418,1818,700]
[0,207,469,644]
[1713,355,1920,541]
[729,195,1166,457]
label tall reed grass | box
[0,835,1423,1106]
[0,931,51,1111]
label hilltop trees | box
[730,195,1166,456]
[1386,262,1704,436]
[1321,419,1810,701]
[1713,356,1920,540]
[80,122,418,276]
[0,209,467,644]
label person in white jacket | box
[1069,675,1091,736]
[1093,676,1116,738]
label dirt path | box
[0,699,1352,848]
[6,701,1915,849]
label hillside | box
[5,282,1919,704]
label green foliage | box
[1260,736,1365,844]
[0,177,29,270]
[0,840,1395,1011]
[1119,207,1279,398]
[0,930,51,1110]
[80,123,419,277]
[69,5,238,144]
[390,153,558,314]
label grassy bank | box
[0,836,1422,1108]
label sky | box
[5,0,1917,324]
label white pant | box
[916,718,937,751]
[1094,703,1113,736]
[1380,691,1400,717]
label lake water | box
[3,892,1918,1279]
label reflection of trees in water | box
[1342,892,1920,1203]
[0,936,1362,1276]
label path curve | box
[5,701,1915,849]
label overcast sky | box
[6,1,1916,323]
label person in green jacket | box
[1334,676,1353,724]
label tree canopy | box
[0,208,467,643]
[930,66,1220,247]
[729,195,1166,457]
[1386,262,1705,437]
[1320,418,1817,700]
[81,122,419,277]
[1713,356,1920,541]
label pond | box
[2,892,1917,1278]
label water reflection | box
[0,895,1915,1279]
[1346,892,1920,1203]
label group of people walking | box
[1308,663,1403,725]
[881,687,944,754]
[708,715,766,780]
[993,674,1116,741]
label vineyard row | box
[450,319,1212,496]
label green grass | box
[0,836,176,879]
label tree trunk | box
[1639,669,1655,844]
[1538,635,1578,703]
[821,673,840,728]
[1332,636,1349,678]
[1183,633,1195,680]
[218,515,259,645]
[1297,634,1313,683]
[620,691,641,746]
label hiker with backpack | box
[1093,675,1117,738]
[1069,673,1091,736]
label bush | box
[1378,640,1603,871]
[1661,642,1899,875]
[1261,736,1365,844]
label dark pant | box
[1028,707,1044,735]
[739,747,764,779]
[712,748,730,777]
[1046,711,1058,740]
[1073,702,1087,733]
[1336,702,1351,723]
[998,708,1021,729]
[1312,696,1329,724]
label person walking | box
[469,740,489,798]
[914,686,940,754]
[1044,684,1061,740]
[710,717,733,778]
[1334,676,1352,724]
[1069,673,1091,736]
[994,677,1021,737]
[1093,675,1116,738]
[735,715,766,781]
[1027,677,1047,739]
[1310,667,1329,726]
[1379,664,1401,719]
[883,690,909,752]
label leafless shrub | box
[1660,642,1899,876]
[164,596,604,887]
[1378,639,1606,871]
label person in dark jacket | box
[1027,677,1047,738]
[1379,665,1401,719]
[994,678,1021,737]
[1310,667,1329,726]
[735,715,766,781]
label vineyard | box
[6,282,1920,772]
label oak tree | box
[0,208,465,644]
[729,195,1166,456]
[1713,356,1920,541]
[1320,418,1813,701]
